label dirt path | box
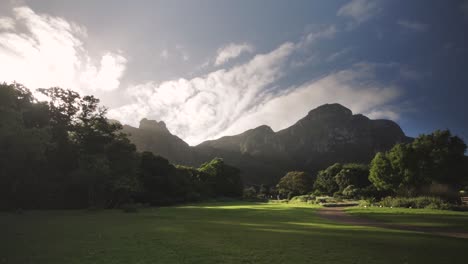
[317,207,468,239]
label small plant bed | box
[322,202,359,207]
[280,195,359,207]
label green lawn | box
[346,206,468,231]
[1,202,467,264]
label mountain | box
[122,118,193,164]
[122,104,411,185]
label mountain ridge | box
[121,103,411,185]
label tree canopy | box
[369,130,467,196]
[276,171,314,197]
[313,163,371,196]
[0,83,243,209]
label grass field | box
[1,202,468,264]
[346,206,468,231]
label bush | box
[87,206,102,212]
[289,194,316,204]
[268,199,289,204]
[379,196,451,210]
[121,203,139,213]
[333,191,343,199]
[315,196,338,204]
[186,192,201,202]
[322,202,358,207]
[342,185,359,198]
[358,198,376,207]
[242,187,257,199]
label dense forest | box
[0,83,242,209]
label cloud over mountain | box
[109,37,402,145]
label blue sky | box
[1,0,467,145]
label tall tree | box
[199,158,243,197]
[313,163,342,195]
[276,171,314,197]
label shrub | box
[315,196,338,204]
[242,187,257,199]
[268,199,289,204]
[312,189,323,196]
[121,203,139,213]
[333,191,343,198]
[358,198,376,207]
[87,206,102,212]
[289,194,315,203]
[186,192,201,202]
[277,171,314,197]
[379,196,451,210]
[342,185,359,198]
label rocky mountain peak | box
[305,103,353,121]
[139,118,169,133]
[247,125,274,135]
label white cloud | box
[175,44,190,62]
[291,25,338,67]
[299,25,337,48]
[366,109,400,120]
[337,0,381,26]
[80,53,127,91]
[108,42,295,145]
[214,43,254,66]
[326,47,352,62]
[397,19,429,32]
[0,6,126,94]
[0,17,15,30]
[160,49,169,59]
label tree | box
[104,135,139,207]
[369,152,397,192]
[199,158,243,197]
[313,163,342,195]
[335,163,370,192]
[276,171,313,197]
[258,184,270,198]
[369,130,467,196]
[137,151,176,205]
[0,83,51,209]
[411,130,467,186]
[243,186,257,199]
[1,83,144,209]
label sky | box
[1,0,468,145]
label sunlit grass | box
[345,206,468,230]
[1,202,467,264]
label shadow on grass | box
[2,202,468,264]
[155,202,451,238]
